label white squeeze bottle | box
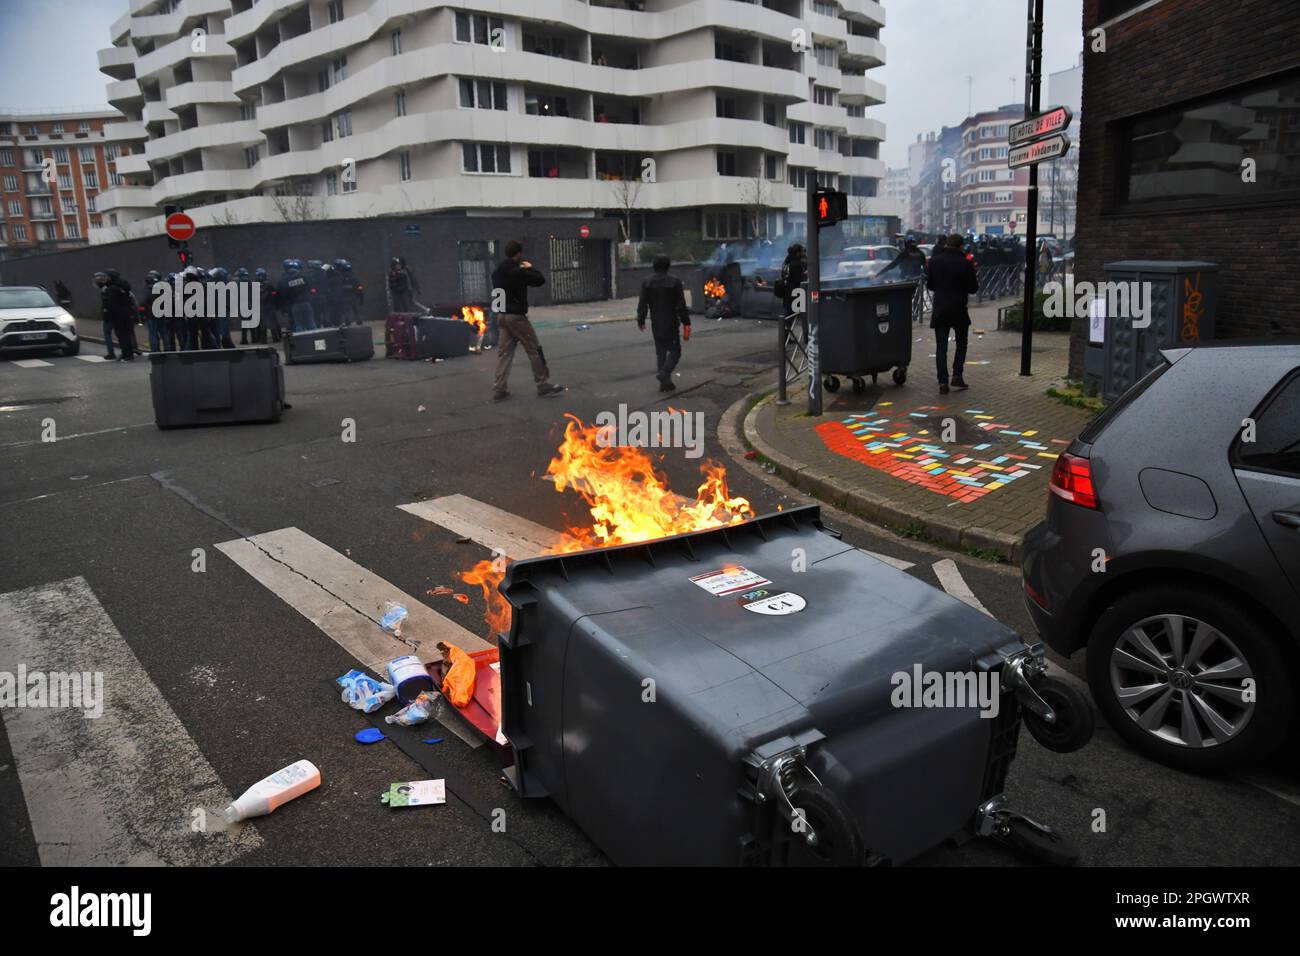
[224,759,321,824]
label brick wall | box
[1072,0,1300,378]
[0,215,618,320]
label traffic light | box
[177,245,190,268]
[814,188,847,228]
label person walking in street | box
[636,253,691,392]
[388,257,420,313]
[95,269,138,362]
[926,234,978,395]
[490,240,565,401]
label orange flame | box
[458,413,753,636]
[460,305,487,334]
[703,277,726,300]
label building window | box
[812,85,836,106]
[7,199,20,216]
[455,12,504,47]
[2,175,15,192]
[62,197,76,213]
[391,29,402,56]
[0,224,5,242]
[327,0,344,22]
[332,56,348,83]
[87,194,97,212]
[703,211,744,240]
[765,153,778,180]
[109,172,123,186]
[325,170,338,195]
[814,128,834,151]
[463,142,512,174]
[106,144,118,160]
[716,96,736,118]
[27,149,43,166]
[52,122,64,135]
[53,147,68,164]
[0,124,10,136]
[461,79,508,110]
[79,147,94,163]
[244,145,260,168]
[241,101,258,121]
[525,91,570,117]
[28,125,39,136]
[789,166,807,189]
[13,224,27,240]
[78,121,90,133]
[342,173,357,193]
[813,44,835,68]
[398,151,412,181]
[65,221,80,239]
[321,119,334,143]
[788,122,806,145]
[527,148,572,177]
[1117,69,1300,209]
[0,149,11,166]
[92,215,103,228]
[334,111,352,138]
[84,171,98,188]
[716,150,737,176]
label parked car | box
[835,245,900,279]
[0,286,79,356]
[1022,342,1300,772]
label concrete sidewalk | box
[732,301,1094,563]
[72,295,642,350]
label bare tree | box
[269,183,322,222]
[211,206,241,227]
[739,176,770,238]
[607,177,642,243]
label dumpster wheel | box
[892,365,908,386]
[851,377,867,394]
[1022,676,1095,754]
[823,376,840,393]
[787,785,865,866]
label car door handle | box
[1273,511,1300,530]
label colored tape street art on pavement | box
[814,403,1070,503]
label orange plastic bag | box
[437,641,476,708]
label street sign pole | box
[1020,0,1044,377]
[807,184,822,416]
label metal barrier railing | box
[911,260,1073,324]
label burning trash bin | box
[497,504,1090,866]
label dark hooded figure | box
[636,253,691,392]
[95,269,138,361]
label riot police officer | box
[277,259,314,333]
[334,258,364,325]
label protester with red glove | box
[636,254,691,392]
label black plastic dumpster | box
[149,346,285,428]
[498,504,1090,866]
[817,279,917,392]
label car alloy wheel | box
[1109,613,1254,750]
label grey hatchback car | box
[1022,342,1300,773]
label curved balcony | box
[164,80,241,111]
[104,120,149,143]
[96,184,155,213]
[142,100,178,124]
[144,120,261,164]
[135,32,235,82]
[841,34,885,68]
[786,142,820,169]
[845,114,885,141]
[128,0,230,41]
[97,45,137,80]
[839,73,885,106]
[114,152,152,175]
[110,10,131,43]
[807,11,847,44]
[154,167,252,202]
[224,0,303,44]
[106,78,143,107]
[840,0,886,28]
[809,103,848,131]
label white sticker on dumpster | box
[690,566,771,596]
[742,591,806,615]
[314,339,326,351]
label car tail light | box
[1049,453,1099,509]
[1023,578,1049,612]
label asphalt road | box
[1,317,1297,867]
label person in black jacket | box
[877,238,926,281]
[95,269,138,361]
[776,242,807,318]
[489,240,564,400]
[926,234,979,394]
[637,254,691,392]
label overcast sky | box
[0,0,1082,168]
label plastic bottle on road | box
[224,759,321,824]
[575,323,591,331]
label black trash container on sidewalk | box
[498,504,1085,866]
[817,278,917,392]
[149,347,285,428]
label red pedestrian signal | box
[813,188,847,228]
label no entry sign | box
[165,212,196,242]
[579,224,590,238]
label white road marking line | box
[9,359,53,368]
[0,423,155,450]
[75,354,109,363]
[862,549,915,571]
[1235,774,1300,810]
[0,576,262,866]
[399,494,562,559]
[932,558,993,617]
[215,527,490,747]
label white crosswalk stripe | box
[8,359,53,368]
[398,494,562,559]
[215,527,492,747]
[932,558,993,618]
[0,576,263,865]
[75,355,109,363]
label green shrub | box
[667,230,710,263]
[1002,291,1072,332]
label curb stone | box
[725,391,1023,564]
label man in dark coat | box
[489,240,565,400]
[95,269,138,361]
[926,234,979,394]
[636,254,691,392]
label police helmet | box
[254,267,268,281]
[335,258,352,271]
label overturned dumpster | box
[498,505,1089,866]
